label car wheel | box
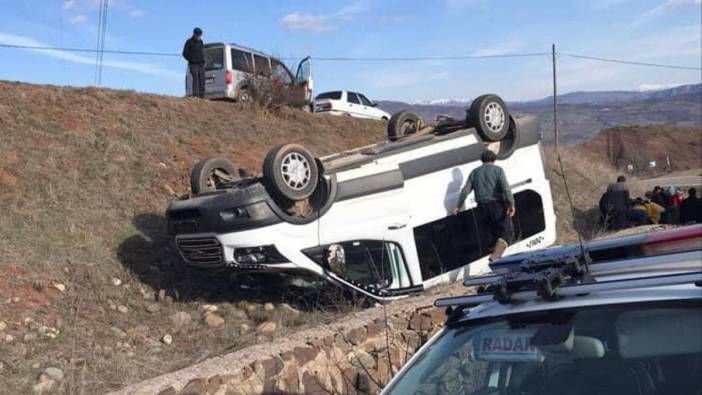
[263,144,319,202]
[237,88,250,103]
[190,157,239,195]
[387,110,422,141]
[467,94,511,142]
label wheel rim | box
[483,102,505,133]
[281,152,311,190]
[240,91,249,102]
[400,119,417,136]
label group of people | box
[600,175,702,230]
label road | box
[637,169,702,190]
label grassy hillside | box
[0,80,669,393]
[0,81,386,393]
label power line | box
[0,43,180,57]
[1,42,700,71]
[561,53,702,71]
[281,52,550,61]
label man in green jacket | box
[453,150,515,261]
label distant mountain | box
[377,83,702,145]
[522,83,702,106]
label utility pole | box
[552,43,559,150]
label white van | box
[166,95,557,301]
[185,42,313,105]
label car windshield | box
[384,301,701,395]
[315,91,342,100]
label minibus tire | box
[496,115,520,160]
[387,110,422,141]
[263,144,319,202]
[190,157,239,195]
[468,94,511,142]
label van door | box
[346,92,364,118]
[295,57,313,103]
[203,45,227,96]
[315,168,420,298]
[230,48,255,96]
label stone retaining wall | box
[113,289,460,395]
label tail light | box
[225,70,233,85]
[316,102,332,112]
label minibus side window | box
[231,49,253,73]
[254,55,271,77]
[414,190,546,280]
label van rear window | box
[204,47,224,71]
[231,49,253,73]
[316,91,342,100]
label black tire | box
[190,157,239,195]
[387,110,422,141]
[467,94,511,142]
[496,115,520,160]
[237,87,250,103]
[262,144,319,202]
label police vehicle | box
[382,225,702,395]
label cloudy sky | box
[0,0,700,102]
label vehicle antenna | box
[551,43,591,270]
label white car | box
[382,225,702,394]
[314,90,391,121]
[167,94,555,301]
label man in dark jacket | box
[453,150,515,261]
[680,188,702,224]
[606,175,630,230]
[182,27,205,98]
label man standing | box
[680,188,702,224]
[606,175,630,230]
[453,150,515,261]
[182,27,205,98]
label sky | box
[0,0,700,102]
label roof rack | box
[435,247,702,309]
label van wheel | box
[468,94,511,142]
[263,144,319,202]
[237,88,251,103]
[387,110,422,141]
[190,157,239,195]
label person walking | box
[453,150,515,261]
[182,27,205,98]
[680,188,702,224]
[606,175,631,230]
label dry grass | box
[0,80,384,394]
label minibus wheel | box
[263,144,319,202]
[387,110,423,141]
[468,94,511,142]
[190,157,240,194]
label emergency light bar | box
[436,271,702,308]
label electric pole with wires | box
[94,0,109,86]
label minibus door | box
[295,56,313,103]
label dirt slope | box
[0,81,682,393]
[0,80,385,394]
[580,124,702,176]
